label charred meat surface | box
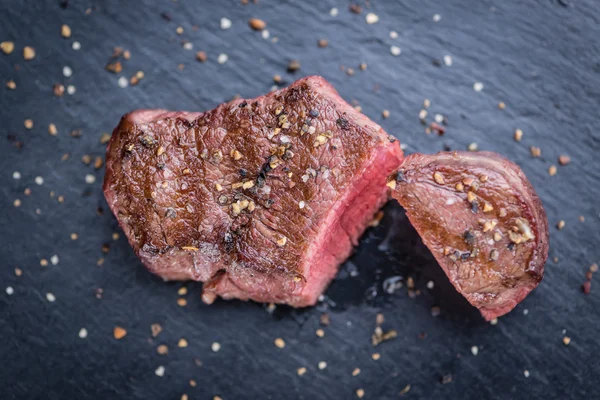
[103,76,403,307]
[389,151,548,320]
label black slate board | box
[2,1,600,399]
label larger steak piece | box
[389,151,549,320]
[104,76,403,307]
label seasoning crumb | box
[157,344,168,355]
[177,298,187,306]
[318,361,327,370]
[558,155,570,165]
[316,328,325,338]
[118,76,128,88]
[176,26,184,35]
[151,323,162,337]
[274,337,286,348]
[352,367,361,376]
[15,268,22,276]
[382,109,390,119]
[498,102,506,109]
[178,338,189,348]
[356,389,365,398]
[113,326,127,339]
[557,220,565,230]
[211,342,221,352]
[562,336,571,346]
[217,53,228,64]
[40,259,48,267]
[297,367,307,376]
[220,18,232,30]
[24,119,34,129]
[372,353,381,360]
[318,39,328,48]
[548,165,557,176]
[23,46,36,60]
[399,384,411,396]
[365,13,379,24]
[48,123,57,136]
[6,80,16,90]
[196,51,207,62]
[1,41,15,54]
[248,18,266,31]
[530,146,541,157]
[433,172,445,184]
[514,129,523,142]
[287,60,301,72]
[13,199,21,207]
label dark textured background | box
[1,1,599,399]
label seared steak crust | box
[390,151,548,320]
[104,76,403,306]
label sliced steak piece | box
[389,151,548,320]
[104,76,403,307]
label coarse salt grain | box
[473,82,484,92]
[155,365,165,377]
[299,201,305,209]
[6,286,14,295]
[390,31,398,39]
[471,345,479,356]
[35,176,44,185]
[85,174,96,184]
[330,8,339,17]
[365,13,379,24]
[118,76,128,88]
[433,14,441,22]
[13,171,21,180]
[262,29,270,40]
[67,85,76,95]
[220,18,232,30]
[72,41,81,50]
[46,293,56,302]
[443,55,453,66]
[524,370,530,378]
[63,66,73,77]
[50,255,59,265]
[390,46,401,56]
[435,114,444,123]
[183,42,193,50]
[217,53,228,64]
[211,342,221,352]
[79,328,88,338]
[318,361,327,370]
[426,281,434,289]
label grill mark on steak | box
[104,76,403,306]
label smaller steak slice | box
[389,151,548,320]
[104,76,403,307]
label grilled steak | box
[389,151,549,320]
[104,76,403,307]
